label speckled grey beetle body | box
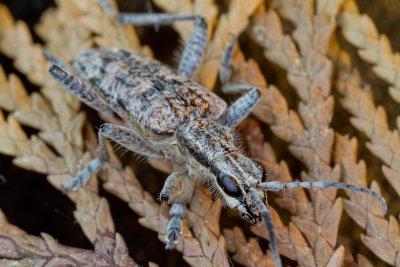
[75,48,227,138]
[48,1,388,266]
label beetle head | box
[176,118,267,221]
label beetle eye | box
[211,166,243,198]
[216,173,242,198]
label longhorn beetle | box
[48,1,387,266]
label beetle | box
[48,1,387,266]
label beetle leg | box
[219,34,237,86]
[217,35,261,128]
[99,123,162,158]
[49,65,114,116]
[160,166,195,250]
[218,87,261,128]
[98,0,207,78]
[165,203,186,250]
[178,16,208,78]
[160,172,184,202]
[65,123,162,191]
[160,169,194,203]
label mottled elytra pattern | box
[47,1,388,267]
[74,48,226,137]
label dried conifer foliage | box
[0,0,399,266]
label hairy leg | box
[217,36,261,128]
[98,0,208,78]
[165,203,185,250]
[218,87,261,128]
[219,34,237,86]
[160,172,194,203]
[49,65,114,116]
[177,17,207,78]
[159,164,195,249]
[65,123,161,191]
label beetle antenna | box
[259,181,387,215]
[248,188,282,267]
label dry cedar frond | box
[240,119,315,265]
[340,0,400,104]
[224,226,274,266]
[155,0,264,89]
[0,63,135,266]
[36,0,150,62]
[221,42,334,265]
[249,1,346,265]
[335,52,400,265]
[227,23,313,224]
[0,7,48,86]
[356,254,374,267]
[98,157,229,266]
[224,222,315,267]
[334,133,398,265]
[336,52,400,200]
[0,11,135,261]
[0,2,230,266]
[0,210,96,266]
[196,0,263,89]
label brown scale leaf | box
[340,0,400,105]
[248,1,348,265]
[154,0,263,89]
[335,52,400,265]
[97,157,229,266]
[217,27,335,265]
[36,0,151,62]
[196,0,263,89]
[0,210,95,266]
[0,5,138,266]
[230,40,313,221]
[0,66,136,266]
[224,227,275,267]
[0,7,48,86]
[213,45,319,262]
[336,52,400,199]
